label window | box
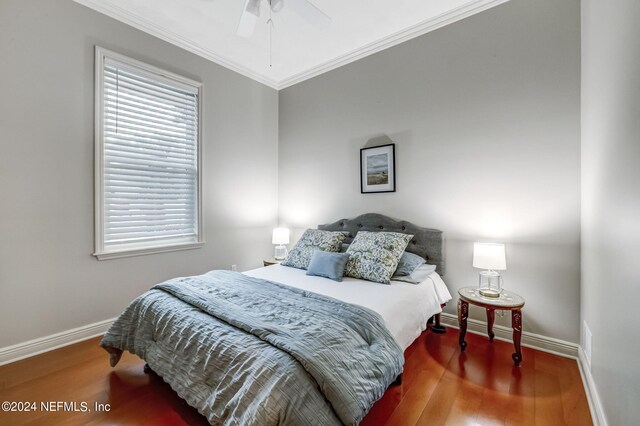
[94,47,203,260]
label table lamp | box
[473,242,506,298]
[272,228,290,260]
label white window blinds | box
[95,48,203,259]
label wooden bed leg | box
[104,347,123,367]
[430,304,447,334]
[143,363,154,374]
[394,373,403,386]
[109,352,122,367]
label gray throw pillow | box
[393,251,426,276]
[393,263,437,284]
[306,251,351,282]
[281,229,347,270]
[345,231,413,284]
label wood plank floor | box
[0,327,592,425]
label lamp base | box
[478,270,503,298]
[479,288,501,298]
[274,245,287,260]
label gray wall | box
[0,0,279,347]
[279,0,581,342]
[581,0,640,423]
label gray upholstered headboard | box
[318,213,445,276]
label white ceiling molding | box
[74,0,511,90]
[277,0,511,89]
[74,0,280,88]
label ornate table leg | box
[486,308,495,342]
[512,309,523,366]
[458,299,468,351]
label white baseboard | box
[0,318,115,366]
[0,313,608,426]
[440,313,608,424]
[439,313,579,358]
[577,346,608,426]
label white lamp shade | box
[473,242,506,270]
[272,228,290,245]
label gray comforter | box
[100,270,404,425]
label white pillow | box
[392,264,436,284]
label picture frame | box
[360,143,396,193]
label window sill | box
[94,241,205,261]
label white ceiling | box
[74,0,509,89]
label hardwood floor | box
[0,327,592,425]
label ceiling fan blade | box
[237,0,261,37]
[286,0,331,29]
[269,0,284,13]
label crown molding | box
[73,0,280,90]
[277,0,511,89]
[74,0,510,90]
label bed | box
[245,262,449,351]
[101,213,451,425]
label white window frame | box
[94,47,204,260]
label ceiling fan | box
[237,0,331,37]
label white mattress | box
[244,265,452,351]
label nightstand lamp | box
[272,228,290,260]
[473,242,506,298]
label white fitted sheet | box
[244,265,452,351]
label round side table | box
[263,258,282,267]
[457,287,526,366]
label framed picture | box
[360,143,395,193]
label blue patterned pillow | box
[393,251,426,276]
[345,231,413,284]
[281,229,347,270]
